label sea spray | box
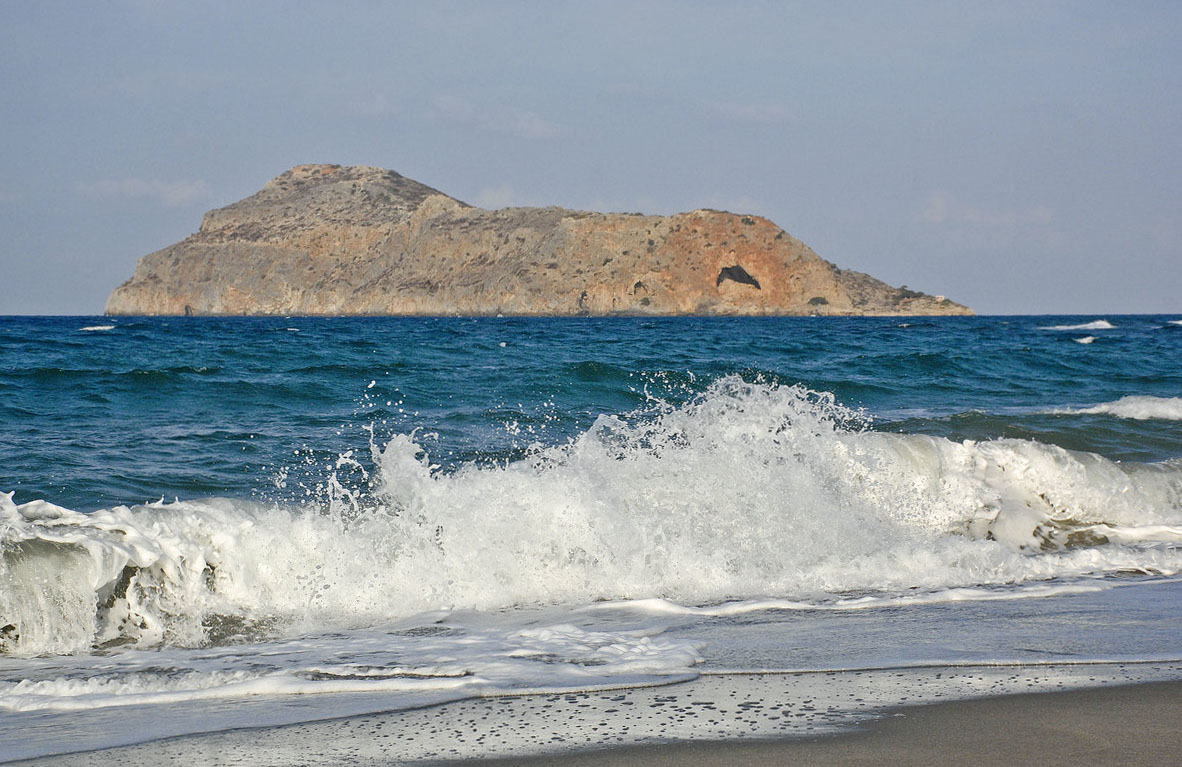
[3,378,1181,656]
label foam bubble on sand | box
[18,665,1180,765]
[1056,395,1182,421]
[1040,320,1116,331]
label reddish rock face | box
[106,165,972,317]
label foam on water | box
[0,622,698,713]
[1053,395,1182,421]
[2,378,1181,657]
[78,325,115,332]
[1075,335,1096,344]
[1039,319,1117,331]
[585,581,1116,617]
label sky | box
[1,1,1180,315]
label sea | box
[1,315,1180,762]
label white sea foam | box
[585,581,1113,617]
[0,621,697,712]
[79,325,115,332]
[1054,395,1182,421]
[2,378,1181,657]
[1039,320,1116,331]
[1169,320,1182,325]
[1075,336,1096,344]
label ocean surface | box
[2,315,1181,761]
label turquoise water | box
[1,315,1180,760]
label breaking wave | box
[1054,396,1182,421]
[1040,320,1117,331]
[3,378,1181,656]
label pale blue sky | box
[2,1,1179,314]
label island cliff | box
[105,164,972,316]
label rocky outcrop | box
[106,164,972,316]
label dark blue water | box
[2,315,1180,511]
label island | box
[105,164,972,316]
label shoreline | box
[12,667,1181,766]
[439,680,1182,767]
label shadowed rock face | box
[105,164,972,316]
[717,265,761,290]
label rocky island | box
[106,164,972,316]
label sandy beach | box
[13,671,1180,766]
[447,681,1182,767]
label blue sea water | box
[1,315,1180,760]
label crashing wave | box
[1039,320,1117,331]
[3,378,1180,656]
[1053,396,1182,421]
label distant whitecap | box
[79,325,115,332]
[1056,395,1182,420]
[1039,320,1116,331]
[1074,336,1096,344]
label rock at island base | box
[105,164,972,317]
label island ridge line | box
[106,164,972,317]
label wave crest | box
[1055,396,1182,421]
[2,378,1180,655]
[1039,320,1117,331]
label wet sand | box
[446,681,1181,767]
[13,676,1180,766]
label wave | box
[1075,336,1096,344]
[1040,320,1116,331]
[583,581,1121,616]
[1054,396,1182,421]
[79,325,115,332]
[2,378,1180,656]
[0,622,697,713]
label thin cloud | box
[473,184,519,209]
[427,95,562,140]
[352,92,404,117]
[706,101,798,124]
[603,82,651,97]
[97,70,230,100]
[74,178,210,207]
[921,190,1051,226]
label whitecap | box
[79,325,115,332]
[1075,336,1096,344]
[1039,320,1116,331]
[4,378,1180,657]
[1055,395,1182,421]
